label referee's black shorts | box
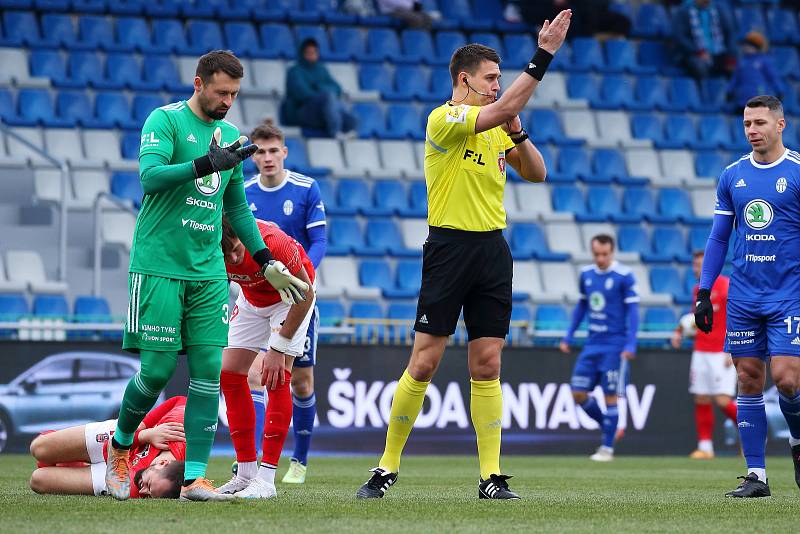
[414,226,512,341]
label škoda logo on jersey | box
[743,199,773,230]
[195,171,221,196]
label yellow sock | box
[471,378,502,480]
[378,370,429,473]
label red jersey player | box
[671,251,737,459]
[217,217,316,499]
[29,396,187,498]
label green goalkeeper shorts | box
[122,273,230,353]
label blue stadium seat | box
[735,6,767,35]
[632,4,670,38]
[365,218,418,256]
[592,148,629,183]
[72,295,113,339]
[337,179,374,215]
[68,51,117,90]
[567,37,604,72]
[726,121,752,152]
[767,8,800,45]
[509,222,569,261]
[469,32,504,57]
[396,260,422,294]
[33,294,69,318]
[224,22,263,58]
[294,24,332,59]
[108,0,145,16]
[151,19,189,54]
[527,109,582,146]
[507,305,532,345]
[387,301,416,343]
[258,23,295,58]
[120,131,141,160]
[642,307,676,331]
[2,11,39,47]
[771,46,800,81]
[132,94,165,124]
[315,178,341,215]
[697,115,732,150]
[557,146,592,181]
[387,104,423,140]
[89,92,136,129]
[352,102,387,139]
[551,185,587,216]
[700,77,730,114]
[618,224,652,257]
[111,172,143,208]
[651,226,690,262]
[39,14,77,49]
[566,73,599,102]
[659,188,705,225]
[663,77,703,113]
[284,137,327,176]
[689,226,710,254]
[137,56,189,92]
[637,42,680,76]
[424,66,453,102]
[622,187,660,223]
[106,53,150,90]
[434,31,467,64]
[594,74,635,110]
[631,113,664,145]
[605,39,657,75]
[632,74,667,110]
[77,15,120,52]
[363,27,402,62]
[179,0,215,19]
[329,26,365,62]
[503,34,536,69]
[661,114,696,149]
[534,304,568,330]
[0,294,29,321]
[55,90,90,128]
[327,217,361,255]
[650,266,688,304]
[586,186,639,223]
[372,181,409,215]
[694,150,730,178]
[359,63,393,94]
[401,29,437,64]
[29,50,71,87]
[317,299,345,327]
[116,17,166,54]
[14,89,71,127]
[184,20,224,55]
[439,0,472,24]
[400,181,428,218]
[349,301,385,343]
[359,259,397,295]
[143,0,182,18]
[0,89,16,123]
[384,65,429,101]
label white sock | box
[790,437,800,448]
[748,468,767,483]
[698,440,714,453]
[257,464,277,485]
[600,445,613,454]
[237,461,257,480]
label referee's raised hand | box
[537,9,572,54]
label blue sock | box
[778,391,800,440]
[251,389,265,455]
[580,397,604,426]
[602,404,619,448]
[737,394,767,470]
[292,393,316,465]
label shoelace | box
[489,475,511,490]
[192,478,216,491]
[110,452,129,481]
[367,472,388,490]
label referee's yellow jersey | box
[424,102,515,232]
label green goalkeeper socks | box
[183,345,224,480]
[114,350,178,446]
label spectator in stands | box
[672,0,737,80]
[726,31,785,110]
[282,38,357,138]
[518,0,630,38]
[377,0,435,29]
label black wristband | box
[253,248,274,267]
[510,129,529,144]
[697,288,711,300]
[191,155,214,179]
[524,47,554,81]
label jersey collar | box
[256,169,289,192]
[749,148,788,169]
[593,260,618,275]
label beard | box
[198,93,229,120]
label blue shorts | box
[725,298,800,359]
[570,345,629,395]
[293,305,318,368]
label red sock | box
[220,370,257,463]
[722,399,737,422]
[261,370,293,467]
[695,403,714,441]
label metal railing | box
[0,123,69,282]
[92,192,138,297]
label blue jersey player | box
[242,121,326,484]
[560,234,639,462]
[696,96,800,498]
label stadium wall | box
[0,343,789,456]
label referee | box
[357,10,572,500]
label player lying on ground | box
[696,95,800,498]
[671,250,737,459]
[29,396,187,498]
[217,216,316,499]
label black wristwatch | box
[508,128,529,145]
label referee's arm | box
[474,9,572,134]
[506,136,546,182]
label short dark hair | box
[300,37,319,52]
[250,119,284,144]
[591,234,615,251]
[158,461,185,499]
[692,250,705,259]
[449,43,501,87]
[195,50,244,83]
[746,95,783,114]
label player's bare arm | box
[503,114,547,182]
[474,9,571,134]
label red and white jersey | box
[102,396,187,499]
[225,219,315,308]
[692,276,729,353]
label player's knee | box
[140,367,172,392]
[774,375,800,397]
[291,376,313,397]
[247,367,262,391]
[29,469,47,494]
[572,391,588,404]
[29,435,50,462]
[408,358,438,381]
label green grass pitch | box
[1,454,798,533]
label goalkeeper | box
[105,50,308,502]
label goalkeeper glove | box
[694,288,713,334]
[192,127,258,178]
[253,249,309,306]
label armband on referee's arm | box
[524,48,554,81]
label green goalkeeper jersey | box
[131,100,244,281]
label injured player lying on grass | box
[29,396,187,499]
